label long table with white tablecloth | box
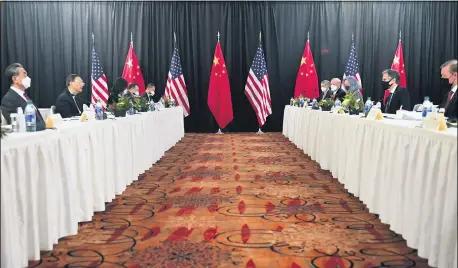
[1,107,185,268]
[282,105,457,268]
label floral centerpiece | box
[133,96,149,112]
[318,98,335,111]
[162,96,176,108]
[291,95,310,107]
[107,96,131,117]
[342,91,364,115]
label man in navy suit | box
[1,63,45,131]
[381,69,411,114]
[440,59,457,120]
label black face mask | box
[381,80,391,90]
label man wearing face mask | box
[440,59,457,120]
[382,69,411,114]
[1,63,46,130]
[55,74,86,118]
[142,83,157,103]
[330,78,346,101]
[318,80,333,101]
[124,82,139,102]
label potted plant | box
[342,92,364,115]
[133,96,149,112]
[108,96,130,117]
[319,98,335,111]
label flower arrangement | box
[107,96,131,117]
[342,91,364,115]
[162,96,176,108]
[318,98,335,111]
[290,95,310,107]
[133,96,149,112]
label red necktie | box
[445,91,453,110]
[23,92,43,120]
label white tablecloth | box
[282,105,457,268]
[1,107,184,268]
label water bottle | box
[335,99,341,108]
[129,100,135,115]
[95,99,104,120]
[150,101,155,111]
[290,98,294,106]
[364,97,373,116]
[422,96,432,119]
[24,100,36,132]
[16,107,26,132]
[375,102,382,109]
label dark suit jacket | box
[55,89,84,118]
[332,88,346,102]
[1,88,46,131]
[141,92,159,103]
[384,86,411,114]
[107,93,120,106]
[318,89,333,101]
[441,90,457,120]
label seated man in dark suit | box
[381,69,411,114]
[318,80,333,101]
[1,63,46,131]
[440,59,457,120]
[55,74,85,118]
[141,83,157,103]
[123,82,139,102]
[330,78,347,102]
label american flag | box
[245,42,272,127]
[91,45,109,107]
[343,37,362,91]
[165,46,190,117]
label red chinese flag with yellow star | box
[294,40,318,99]
[384,39,407,104]
[208,41,233,129]
[122,43,145,95]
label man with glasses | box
[55,74,86,118]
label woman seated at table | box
[343,76,363,101]
[107,77,127,106]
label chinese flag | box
[384,39,407,104]
[208,41,233,129]
[294,40,319,99]
[122,43,146,95]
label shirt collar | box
[390,85,398,93]
[452,85,457,93]
[11,86,26,100]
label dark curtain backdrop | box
[1,1,457,132]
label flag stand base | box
[256,128,264,134]
[216,128,223,134]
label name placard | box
[422,113,441,131]
[366,107,383,120]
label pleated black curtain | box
[1,1,457,132]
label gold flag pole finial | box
[217,31,220,42]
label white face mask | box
[321,87,327,92]
[151,91,155,96]
[331,85,338,92]
[22,76,31,89]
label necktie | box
[22,92,44,120]
[385,93,393,113]
[445,91,453,110]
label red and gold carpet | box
[29,133,430,268]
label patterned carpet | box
[29,133,430,268]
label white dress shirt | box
[11,86,27,101]
[451,85,457,99]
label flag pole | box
[92,32,95,44]
[307,30,310,42]
[130,32,133,44]
[216,30,223,135]
[399,30,402,41]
